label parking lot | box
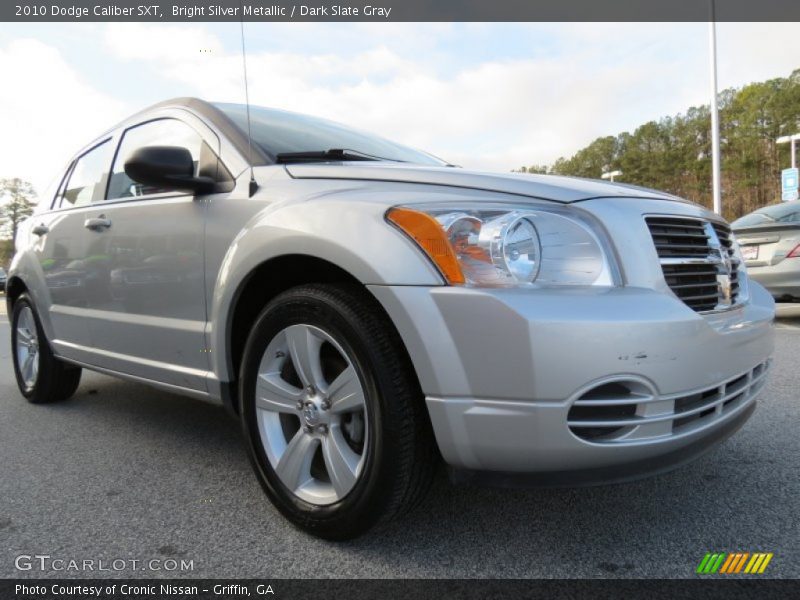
[1,300,798,579]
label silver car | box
[7,98,774,539]
[732,200,800,301]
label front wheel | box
[239,284,436,540]
[11,293,81,404]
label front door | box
[80,117,229,392]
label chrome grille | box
[568,361,770,443]
[711,222,740,301]
[646,216,743,312]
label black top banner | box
[4,0,800,22]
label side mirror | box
[124,146,216,195]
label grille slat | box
[646,216,742,313]
[676,292,720,302]
[652,233,708,240]
[670,282,720,291]
[654,243,712,255]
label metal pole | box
[709,3,722,214]
[792,139,797,169]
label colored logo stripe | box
[720,553,748,573]
[719,553,737,573]
[745,553,774,574]
[697,552,773,574]
[696,553,725,573]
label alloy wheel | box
[255,324,369,505]
[15,306,40,391]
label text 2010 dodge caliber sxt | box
[8,98,774,539]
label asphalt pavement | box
[1,300,799,579]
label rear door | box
[80,116,233,392]
[34,139,115,357]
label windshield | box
[732,201,800,228]
[214,103,445,166]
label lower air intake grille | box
[567,361,770,443]
[646,216,742,313]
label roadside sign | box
[782,168,799,202]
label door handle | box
[32,224,49,236]
[84,216,112,231]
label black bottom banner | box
[1,579,798,600]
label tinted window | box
[106,119,231,200]
[214,103,445,166]
[732,201,800,228]
[106,119,210,200]
[59,140,113,208]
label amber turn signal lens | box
[387,207,465,284]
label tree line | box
[0,178,36,266]
[516,69,800,222]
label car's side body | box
[8,98,774,490]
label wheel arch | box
[5,275,28,308]
[218,253,423,417]
[5,245,58,343]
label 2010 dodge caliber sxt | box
[8,98,774,539]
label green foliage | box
[520,69,800,221]
[513,164,550,174]
[0,177,37,242]
[0,238,13,269]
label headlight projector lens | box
[479,212,542,284]
[502,217,540,282]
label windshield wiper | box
[275,149,393,163]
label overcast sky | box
[0,22,799,198]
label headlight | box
[387,202,619,287]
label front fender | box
[208,196,443,382]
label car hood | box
[283,162,684,204]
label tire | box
[239,283,436,540]
[11,293,81,404]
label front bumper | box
[368,280,774,477]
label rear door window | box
[57,140,113,208]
